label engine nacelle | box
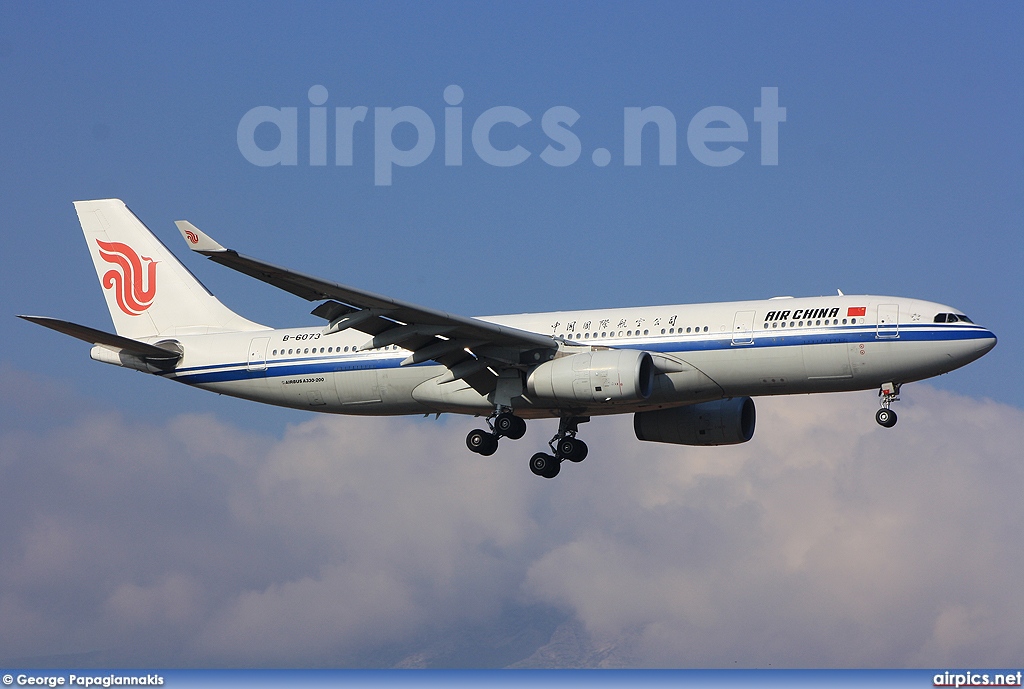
[526,349,655,404]
[634,397,756,446]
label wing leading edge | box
[174,221,558,391]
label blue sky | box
[1,2,1023,668]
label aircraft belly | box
[334,368,382,405]
[683,346,805,395]
[267,370,340,409]
[331,367,431,414]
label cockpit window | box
[934,313,974,323]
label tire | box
[467,429,498,454]
[495,413,526,439]
[530,452,560,478]
[557,437,588,463]
[480,434,499,456]
[875,408,897,428]
[507,416,527,440]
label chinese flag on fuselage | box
[848,306,867,317]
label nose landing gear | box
[875,382,901,428]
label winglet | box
[175,220,227,253]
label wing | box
[175,221,558,392]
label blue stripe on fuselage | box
[166,324,995,386]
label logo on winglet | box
[184,229,198,244]
[96,239,157,316]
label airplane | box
[20,199,997,478]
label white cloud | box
[1,366,1022,667]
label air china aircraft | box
[21,199,997,478]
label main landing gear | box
[466,408,527,457]
[529,416,590,480]
[875,382,901,428]
[466,411,590,479]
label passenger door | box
[731,310,756,345]
[247,337,270,371]
[876,304,899,339]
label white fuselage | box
[142,295,996,419]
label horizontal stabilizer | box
[18,315,181,362]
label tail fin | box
[75,199,266,338]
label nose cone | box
[980,330,997,356]
[954,328,997,368]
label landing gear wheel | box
[466,429,498,455]
[530,452,560,478]
[494,412,527,440]
[556,437,588,463]
[875,408,897,428]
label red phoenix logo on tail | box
[184,229,198,244]
[96,239,158,315]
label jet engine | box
[526,349,655,404]
[634,397,756,446]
